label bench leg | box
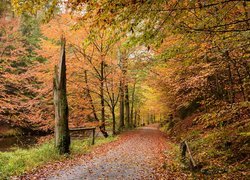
[92,129,95,145]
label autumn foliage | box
[0,0,249,177]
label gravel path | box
[48,125,168,180]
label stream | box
[0,135,40,152]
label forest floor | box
[16,124,185,180]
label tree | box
[118,49,126,130]
[0,7,53,133]
[53,36,70,154]
[130,78,136,127]
[121,52,131,128]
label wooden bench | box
[69,127,96,145]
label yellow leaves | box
[156,35,181,54]
[11,0,51,15]
[139,85,166,118]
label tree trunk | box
[123,56,130,128]
[54,36,70,154]
[130,80,136,127]
[224,51,235,104]
[228,63,235,104]
[134,109,137,127]
[112,107,116,135]
[119,80,125,130]
[125,82,130,128]
[232,60,246,101]
[85,68,108,138]
[99,59,109,137]
[147,113,150,125]
[100,59,105,129]
[137,109,141,126]
[118,50,125,130]
[84,70,99,121]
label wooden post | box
[69,127,96,145]
[184,141,197,168]
[92,128,95,145]
[180,141,197,169]
[180,141,187,160]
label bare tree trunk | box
[242,0,249,27]
[112,107,116,135]
[99,59,109,137]
[134,109,137,127]
[84,70,99,121]
[228,63,235,104]
[118,50,125,130]
[123,57,130,128]
[54,36,70,154]
[125,82,130,128]
[85,66,108,138]
[138,109,141,126]
[224,51,235,104]
[130,80,136,127]
[119,80,125,130]
[232,60,246,101]
[100,59,105,129]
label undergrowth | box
[162,102,250,179]
[0,136,117,179]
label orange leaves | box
[41,14,88,45]
[36,13,123,126]
[0,16,53,130]
[0,17,25,61]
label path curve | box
[49,124,168,180]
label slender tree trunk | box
[215,73,220,99]
[138,109,141,126]
[243,61,250,77]
[147,113,150,125]
[232,60,246,101]
[242,0,249,27]
[54,36,70,154]
[99,59,109,138]
[125,82,130,128]
[228,63,235,104]
[85,68,108,138]
[130,80,136,127]
[84,70,99,121]
[121,54,130,128]
[224,51,235,104]
[134,109,137,127]
[100,59,105,129]
[119,80,125,130]
[112,107,116,135]
[118,50,125,130]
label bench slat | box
[70,127,96,131]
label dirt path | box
[48,124,169,180]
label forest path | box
[49,124,169,180]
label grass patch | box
[0,136,117,179]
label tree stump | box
[54,36,70,154]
